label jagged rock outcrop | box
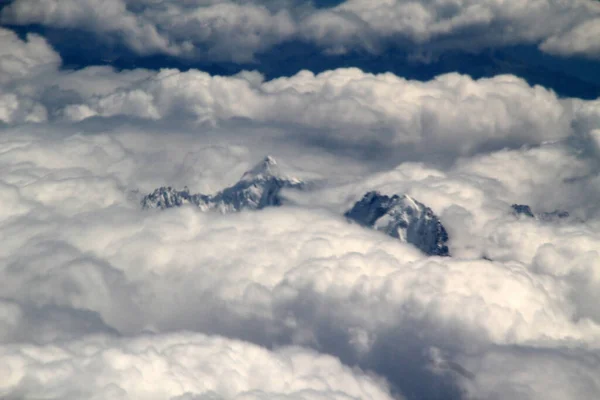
[511,204,569,221]
[511,204,535,218]
[345,191,450,256]
[141,156,304,212]
[142,160,451,256]
[141,186,210,210]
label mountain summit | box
[141,156,304,212]
[142,160,451,257]
[345,191,450,256]
[239,156,301,183]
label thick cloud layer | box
[2,117,600,399]
[0,333,395,400]
[4,27,600,165]
[3,0,600,62]
[2,23,600,400]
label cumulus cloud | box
[2,22,600,400]
[2,116,600,398]
[53,67,592,164]
[0,28,157,124]
[5,25,600,165]
[3,0,600,61]
[0,332,395,400]
[0,33,581,162]
[1,0,177,56]
[0,28,60,123]
[541,17,600,59]
[460,347,600,400]
[0,27,61,84]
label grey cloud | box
[3,0,600,61]
[460,346,600,400]
[1,0,177,56]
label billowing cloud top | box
[1,4,600,400]
[2,0,600,62]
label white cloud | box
[3,0,600,61]
[0,28,61,123]
[541,18,600,59]
[50,68,577,161]
[4,26,599,166]
[0,332,396,400]
[1,29,583,160]
[1,121,600,398]
[2,24,600,400]
[0,28,61,84]
[1,0,176,56]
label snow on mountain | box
[141,156,305,212]
[142,159,451,257]
[344,191,450,256]
[140,186,210,210]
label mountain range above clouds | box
[143,156,571,258]
[142,156,305,212]
[345,191,450,256]
[140,156,449,256]
[142,156,451,255]
[2,2,600,398]
[512,204,570,222]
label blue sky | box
[3,0,600,99]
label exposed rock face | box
[141,186,210,210]
[141,156,304,212]
[511,204,535,218]
[345,191,450,256]
[512,204,569,221]
[142,159,452,257]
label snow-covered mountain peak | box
[140,186,211,210]
[345,191,450,256]
[240,155,302,185]
[241,155,278,180]
[142,156,305,212]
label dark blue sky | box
[5,21,600,99]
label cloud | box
[0,28,60,123]
[2,23,600,400]
[3,0,600,61]
[0,62,578,162]
[541,17,600,59]
[2,119,600,399]
[5,25,600,166]
[460,347,600,400]
[62,67,585,164]
[0,28,61,84]
[0,0,176,56]
[0,332,396,400]
[0,27,156,124]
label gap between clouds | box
[2,0,600,62]
[2,26,600,167]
